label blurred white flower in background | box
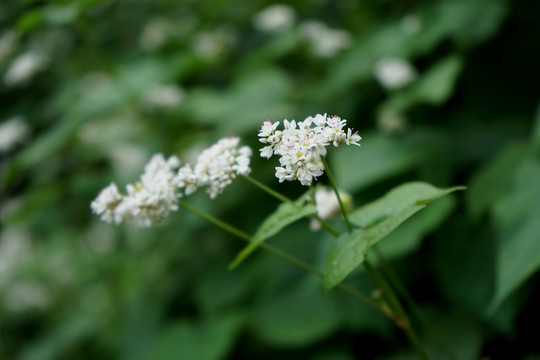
[300,20,352,58]
[4,51,48,87]
[310,187,352,231]
[4,280,51,312]
[140,19,173,51]
[0,197,23,223]
[401,14,422,35]
[0,228,31,286]
[143,84,185,109]
[373,57,416,90]
[377,110,407,134]
[0,30,17,64]
[253,4,295,33]
[0,116,29,153]
[193,28,237,60]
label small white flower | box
[253,4,295,33]
[373,57,416,90]
[275,167,292,183]
[259,120,280,138]
[0,116,29,153]
[176,137,252,198]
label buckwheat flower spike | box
[91,154,181,227]
[176,137,252,199]
[258,114,361,186]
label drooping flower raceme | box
[91,137,252,226]
[91,154,181,227]
[259,114,361,186]
[176,137,252,198]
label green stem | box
[364,259,429,360]
[241,174,341,238]
[320,156,352,233]
[317,218,341,238]
[240,174,296,207]
[177,199,389,320]
[179,199,251,242]
[373,247,456,360]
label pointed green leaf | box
[147,313,243,360]
[324,206,424,291]
[325,182,465,290]
[349,182,465,229]
[488,159,540,312]
[249,284,340,347]
[467,143,530,219]
[377,195,456,260]
[229,200,317,269]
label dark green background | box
[1,0,540,358]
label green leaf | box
[382,56,464,112]
[488,158,540,312]
[331,133,424,193]
[349,182,464,228]
[147,313,243,360]
[377,195,455,260]
[324,182,464,290]
[409,55,464,105]
[467,143,531,219]
[185,68,292,134]
[229,199,317,269]
[249,283,340,347]
[324,206,424,291]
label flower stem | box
[241,174,341,238]
[177,199,389,320]
[320,155,352,233]
[178,199,251,242]
[373,246,456,360]
[240,174,296,207]
[364,259,429,360]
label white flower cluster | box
[91,154,181,227]
[259,114,361,186]
[91,137,252,226]
[177,137,252,199]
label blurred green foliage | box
[1,0,540,359]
